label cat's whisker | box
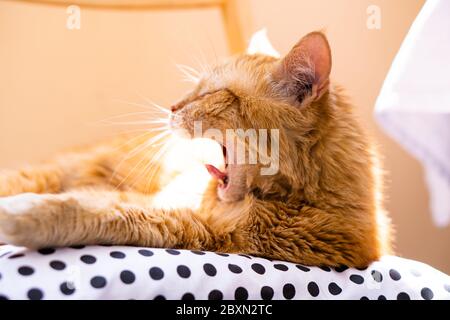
[147,119,170,124]
[110,127,169,152]
[110,136,154,183]
[192,54,209,77]
[175,63,201,84]
[145,100,171,115]
[100,119,169,126]
[110,131,154,151]
[97,110,166,123]
[133,92,171,115]
[130,138,170,192]
[114,133,171,191]
[112,98,169,114]
[177,63,201,77]
[197,48,212,75]
[110,130,171,188]
[125,131,171,159]
[205,32,219,67]
[142,140,173,193]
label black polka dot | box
[90,276,107,289]
[360,296,369,300]
[371,270,383,282]
[18,266,34,276]
[177,265,191,278]
[38,248,55,255]
[397,292,410,300]
[320,266,331,272]
[445,284,450,292]
[0,272,2,280]
[215,253,229,257]
[8,253,25,259]
[203,263,217,277]
[251,263,265,275]
[120,270,136,284]
[389,269,401,281]
[283,283,295,299]
[80,255,96,264]
[138,249,153,257]
[69,245,85,249]
[260,286,274,300]
[334,265,349,273]
[166,249,180,255]
[191,250,205,255]
[307,282,320,297]
[296,265,310,272]
[27,288,43,300]
[274,264,288,271]
[50,260,66,271]
[0,295,9,300]
[149,267,164,280]
[378,295,387,300]
[154,295,166,300]
[228,264,242,274]
[234,287,248,300]
[350,274,364,284]
[60,282,75,295]
[208,290,223,300]
[420,287,433,300]
[328,283,342,295]
[238,254,252,259]
[110,251,126,259]
[181,293,195,300]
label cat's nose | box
[171,104,183,113]
[171,101,185,112]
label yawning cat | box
[0,31,392,267]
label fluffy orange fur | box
[0,32,391,267]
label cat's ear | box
[271,31,332,104]
[247,29,280,58]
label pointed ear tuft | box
[271,31,332,104]
[247,28,281,58]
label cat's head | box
[170,31,332,202]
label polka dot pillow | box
[0,245,449,300]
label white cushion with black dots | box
[0,245,449,300]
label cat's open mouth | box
[205,144,229,189]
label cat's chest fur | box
[151,137,223,210]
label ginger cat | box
[0,32,391,267]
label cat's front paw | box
[0,193,45,247]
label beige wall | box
[1,0,448,272]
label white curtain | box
[375,0,450,227]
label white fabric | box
[0,245,449,300]
[375,0,450,227]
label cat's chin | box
[205,164,247,203]
[216,185,245,202]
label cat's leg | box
[0,189,214,249]
[0,165,64,197]
[0,134,167,197]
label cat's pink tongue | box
[205,164,227,182]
